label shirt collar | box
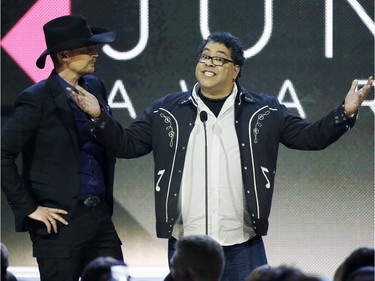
[54,73,88,99]
[192,82,238,109]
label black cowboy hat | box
[36,14,115,69]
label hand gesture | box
[67,85,102,118]
[344,76,374,116]
[28,206,69,234]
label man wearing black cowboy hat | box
[1,14,123,281]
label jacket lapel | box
[46,76,81,160]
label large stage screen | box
[1,0,374,278]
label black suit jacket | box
[1,72,116,232]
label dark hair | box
[334,247,374,281]
[248,265,322,281]
[198,32,245,79]
[175,235,225,281]
[346,266,374,281]
[1,243,9,278]
[81,256,127,281]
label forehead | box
[202,41,232,57]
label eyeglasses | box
[198,54,234,66]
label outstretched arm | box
[344,76,374,116]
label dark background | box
[1,0,374,278]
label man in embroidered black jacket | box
[69,32,373,281]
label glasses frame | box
[198,53,234,66]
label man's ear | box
[233,65,240,81]
[59,51,68,59]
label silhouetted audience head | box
[81,256,130,281]
[246,265,321,281]
[346,266,374,281]
[334,247,374,281]
[169,235,225,281]
[1,243,17,281]
[164,272,175,281]
[246,264,272,281]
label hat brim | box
[36,27,115,69]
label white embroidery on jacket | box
[160,113,175,147]
[253,110,270,143]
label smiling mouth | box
[203,70,215,77]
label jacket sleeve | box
[1,91,41,226]
[280,102,356,150]
[89,103,154,158]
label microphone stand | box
[200,111,208,235]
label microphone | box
[200,110,208,235]
[200,110,208,123]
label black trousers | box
[29,201,123,281]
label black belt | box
[79,195,102,207]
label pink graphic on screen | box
[1,0,71,83]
